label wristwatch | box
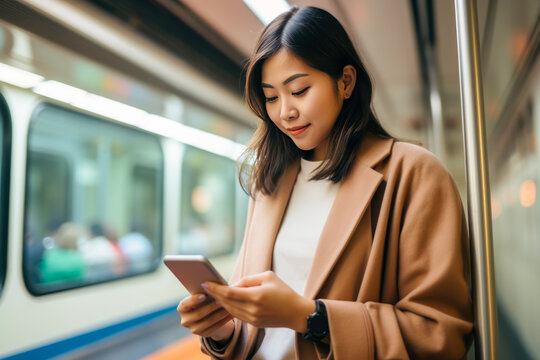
[302,299,329,342]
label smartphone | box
[163,255,228,295]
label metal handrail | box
[454,0,498,359]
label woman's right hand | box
[177,294,235,341]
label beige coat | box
[202,135,473,359]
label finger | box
[178,294,208,313]
[199,315,234,339]
[203,282,252,302]
[195,311,234,337]
[231,273,265,288]
[188,307,230,335]
[207,296,255,322]
[181,301,224,327]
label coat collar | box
[243,135,394,297]
[355,133,395,168]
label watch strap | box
[302,299,329,342]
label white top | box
[253,158,340,360]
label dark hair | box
[240,6,392,196]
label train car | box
[0,0,539,359]
[0,0,254,358]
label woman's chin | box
[292,141,315,152]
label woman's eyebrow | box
[261,73,309,88]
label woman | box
[178,6,473,359]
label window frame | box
[23,102,164,296]
[0,91,12,297]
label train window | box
[177,146,236,257]
[24,104,163,295]
[0,92,10,296]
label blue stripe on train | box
[1,304,178,360]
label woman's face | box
[261,49,347,161]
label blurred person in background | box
[119,222,152,272]
[39,222,85,284]
[79,222,119,279]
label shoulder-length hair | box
[240,6,392,196]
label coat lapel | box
[304,136,394,299]
[242,136,393,292]
[242,162,300,357]
[243,160,300,275]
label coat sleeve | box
[199,197,255,359]
[322,150,473,359]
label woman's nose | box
[280,100,299,121]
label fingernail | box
[215,299,221,306]
[201,283,210,290]
[198,295,206,302]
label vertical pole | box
[454,0,498,359]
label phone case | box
[163,255,227,294]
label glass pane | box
[486,5,540,356]
[483,0,540,132]
[490,100,538,359]
[24,152,70,284]
[177,146,236,257]
[24,104,163,294]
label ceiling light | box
[73,93,148,126]
[144,115,245,160]
[243,0,291,25]
[34,80,147,126]
[33,80,87,104]
[0,62,44,88]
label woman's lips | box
[288,124,310,136]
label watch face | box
[306,301,328,340]
[310,314,328,336]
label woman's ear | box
[341,65,357,99]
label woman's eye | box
[265,96,278,103]
[292,87,310,96]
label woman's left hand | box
[202,271,315,332]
